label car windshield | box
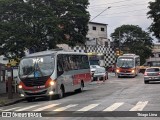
[90,60,99,65]
[146,68,159,72]
[19,55,54,78]
[117,57,134,68]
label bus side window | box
[63,55,70,71]
[57,55,64,77]
[81,55,90,69]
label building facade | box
[0,56,8,94]
[57,22,116,67]
[146,43,160,64]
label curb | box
[0,98,25,107]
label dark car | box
[144,67,160,84]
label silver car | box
[144,67,160,84]
[90,65,108,81]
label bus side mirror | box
[57,71,64,77]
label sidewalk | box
[0,93,24,107]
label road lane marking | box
[77,104,99,111]
[129,101,148,111]
[103,102,124,111]
[33,104,60,111]
[4,107,21,111]
[53,104,78,111]
[15,105,39,111]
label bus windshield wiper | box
[21,68,35,79]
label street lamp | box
[90,6,111,22]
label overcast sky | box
[88,0,157,42]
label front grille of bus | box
[21,76,49,87]
[120,70,131,73]
[25,90,47,96]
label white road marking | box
[3,107,21,111]
[53,104,78,111]
[15,105,39,111]
[103,102,124,111]
[77,104,99,111]
[33,104,59,111]
[129,101,148,111]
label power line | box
[89,3,148,11]
[89,3,147,15]
[100,15,147,18]
[97,8,148,16]
[89,0,134,7]
[90,8,148,20]
[89,0,150,8]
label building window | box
[92,26,96,30]
[159,54,160,57]
[151,54,155,58]
[86,37,89,41]
[101,27,105,31]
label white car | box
[90,65,108,81]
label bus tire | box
[58,85,64,99]
[144,81,149,84]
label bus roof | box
[23,49,87,58]
[118,54,139,58]
[87,52,104,56]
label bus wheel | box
[26,97,35,102]
[58,86,64,99]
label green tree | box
[147,0,160,40]
[111,25,153,65]
[0,0,90,59]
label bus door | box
[57,54,74,92]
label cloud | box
[88,0,156,40]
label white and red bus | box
[17,50,92,101]
[116,54,140,78]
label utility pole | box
[119,31,121,53]
[7,66,13,99]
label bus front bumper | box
[18,86,57,98]
[117,72,135,77]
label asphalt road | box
[1,73,160,120]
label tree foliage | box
[0,0,90,59]
[111,25,153,65]
[147,0,160,40]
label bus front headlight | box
[50,81,55,86]
[116,69,120,73]
[18,85,23,89]
[131,69,135,73]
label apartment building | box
[146,43,160,66]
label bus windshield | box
[117,58,134,68]
[19,55,54,78]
